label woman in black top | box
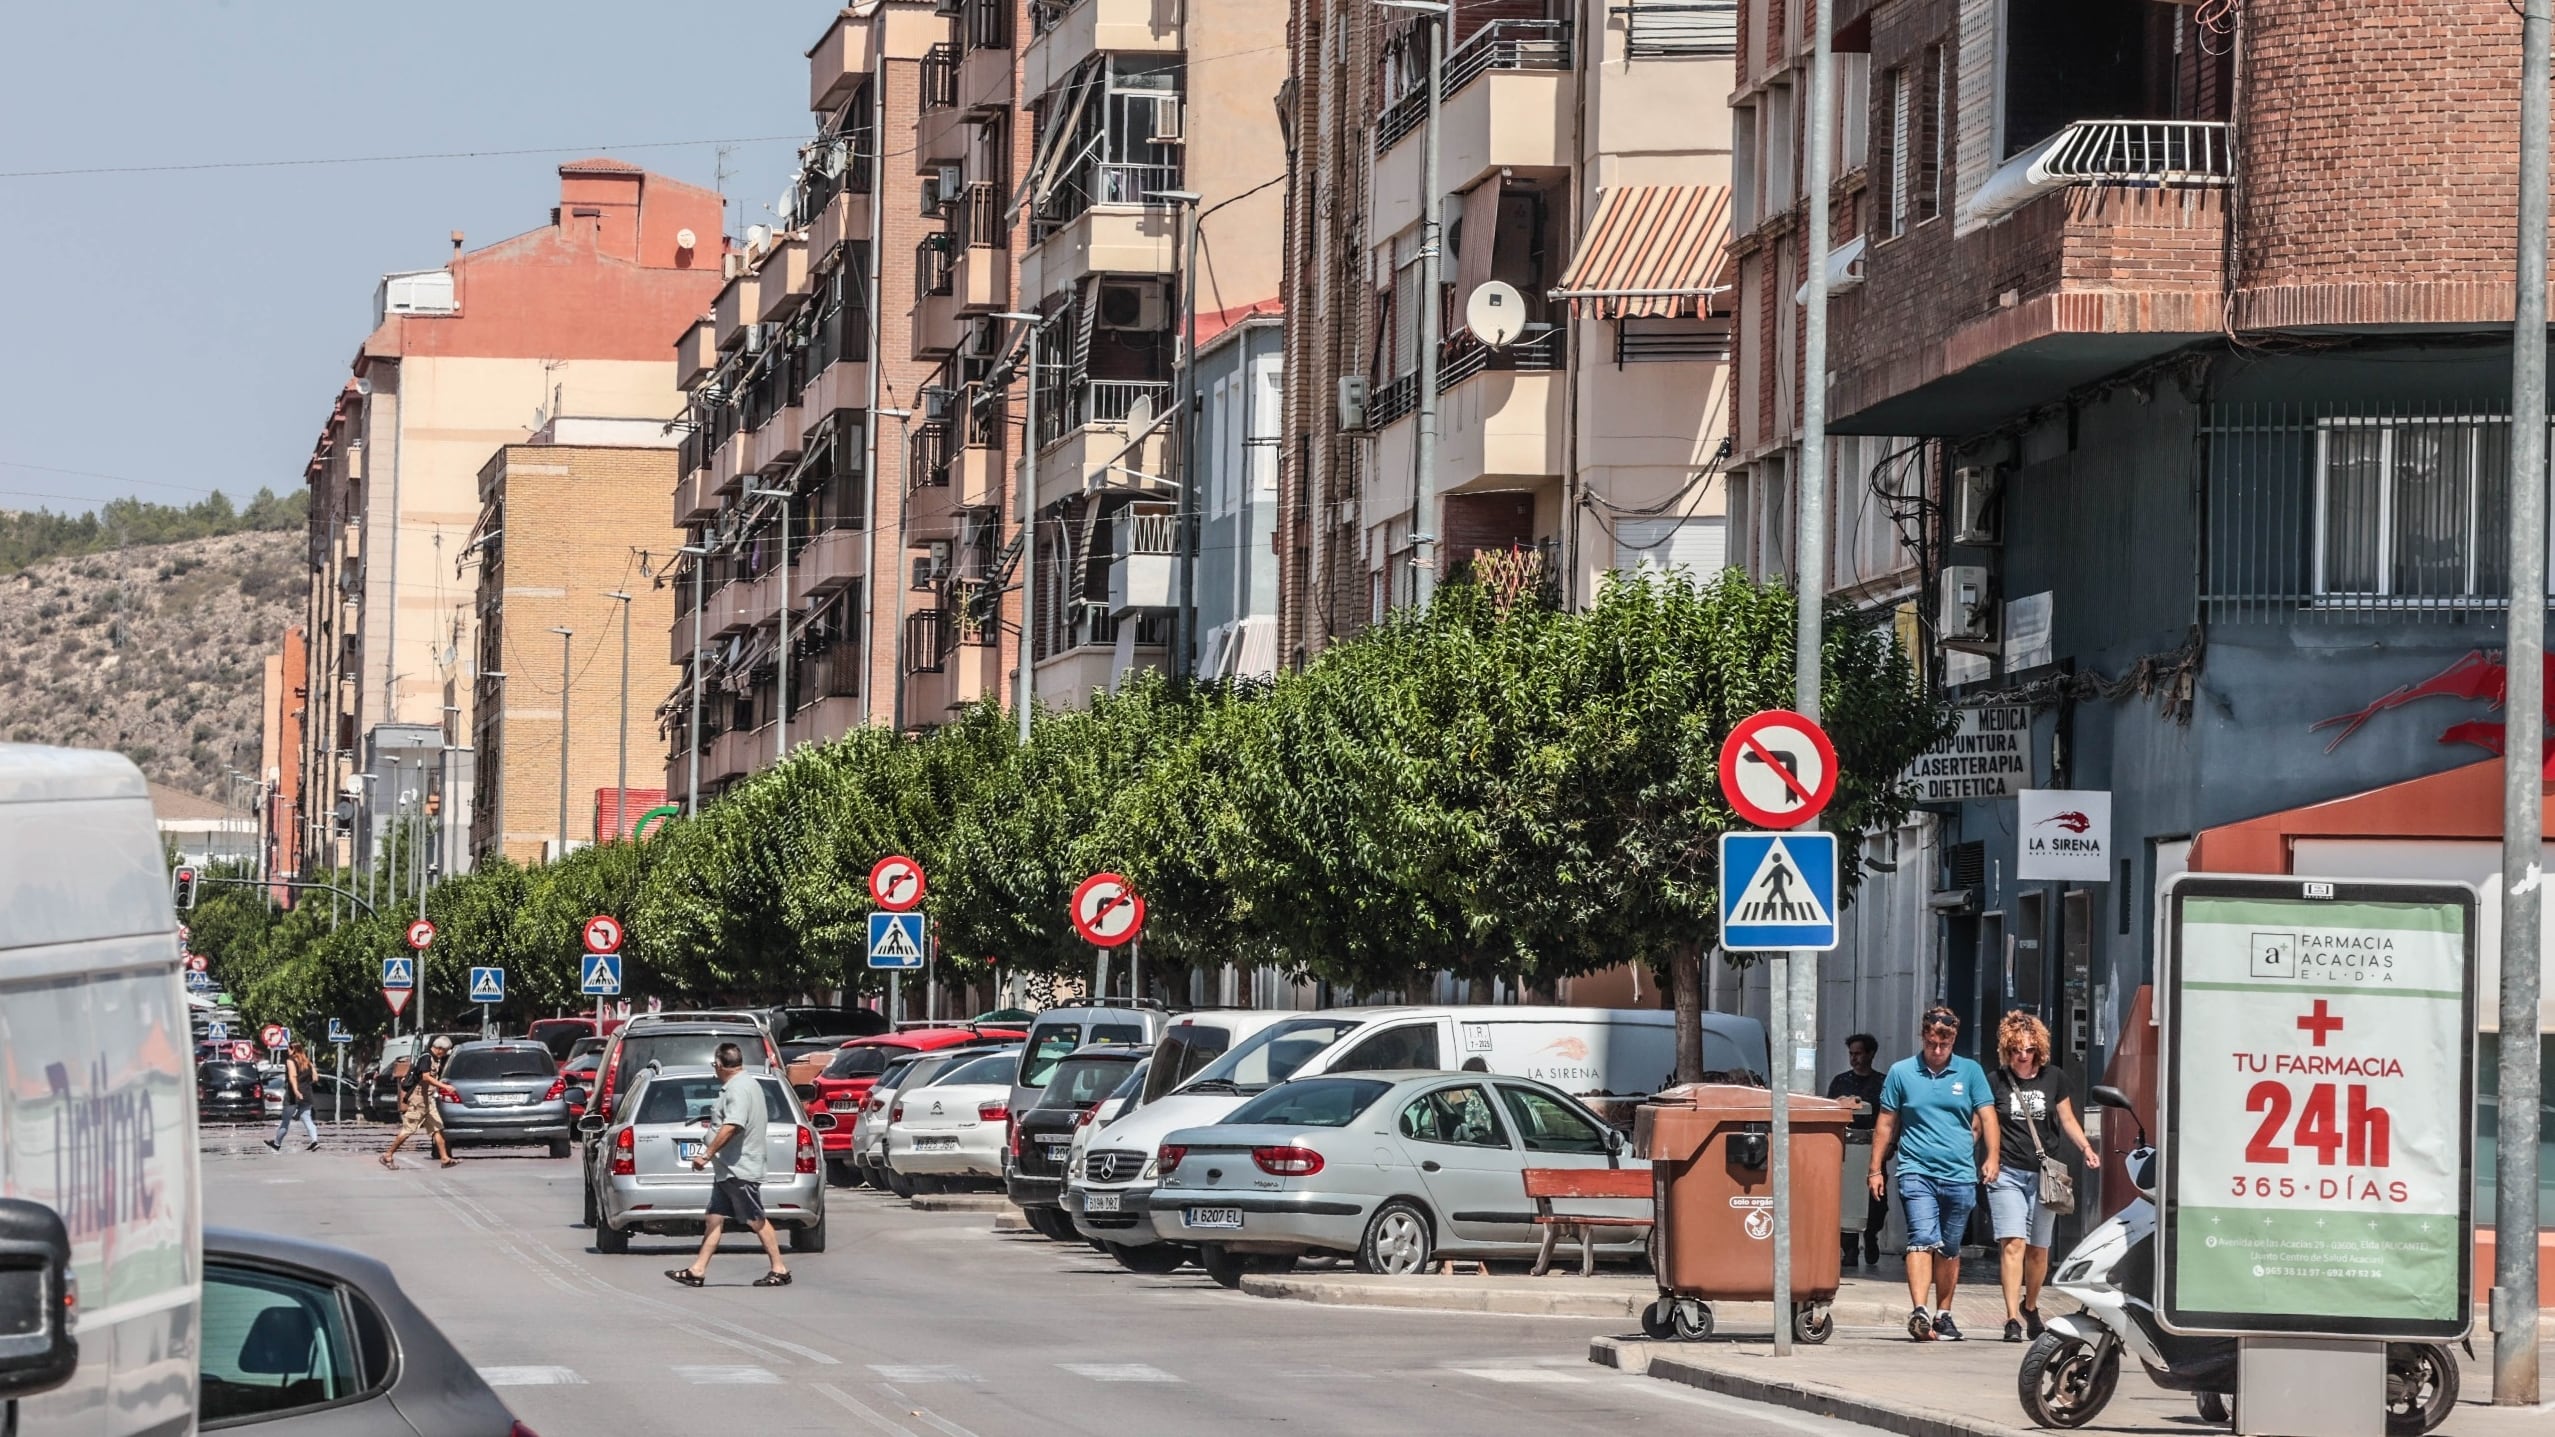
[1986,1012,2096,1342]
[266,1042,320,1152]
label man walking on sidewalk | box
[1869,1008,1998,1341]
[1827,1033,1886,1268]
[666,1043,790,1289]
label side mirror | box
[1604,1128,1626,1154]
[810,1113,839,1132]
[0,1198,78,1401]
[565,1087,589,1110]
[576,1115,607,1137]
[2088,1084,2135,1112]
[793,1082,819,1103]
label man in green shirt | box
[1870,1008,1998,1341]
[666,1043,791,1288]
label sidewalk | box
[1594,1327,2555,1437]
[1236,1265,2025,1327]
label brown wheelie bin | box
[1634,1083,1857,1343]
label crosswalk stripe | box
[477,1366,585,1386]
[673,1365,783,1384]
[1449,1366,1590,1384]
[1058,1362,1181,1383]
[869,1364,979,1384]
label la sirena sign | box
[2016,788,2111,881]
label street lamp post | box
[605,591,634,840]
[747,488,795,757]
[548,626,573,858]
[992,312,1045,743]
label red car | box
[806,1027,1023,1183]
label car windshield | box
[1182,1018,1362,1095]
[873,1056,923,1091]
[1222,1077,1393,1128]
[1140,1023,1235,1102]
[924,1050,1020,1088]
[770,1009,864,1043]
[823,1046,896,1080]
[568,1037,607,1059]
[633,1075,790,1126]
[1022,1020,1147,1088]
[1036,1055,1140,1109]
[619,1032,769,1075]
[1109,1060,1151,1103]
[444,1047,557,1081]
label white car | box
[855,1047,988,1190]
[883,1047,1021,1191]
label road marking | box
[476,1365,586,1386]
[694,1315,841,1365]
[1059,1362,1181,1383]
[672,1365,782,1384]
[1449,1366,1591,1384]
[810,1383,926,1435]
[671,1322,784,1362]
[869,1364,979,1384]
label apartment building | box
[300,161,724,879]
[1743,0,2555,1278]
[256,625,307,898]
[1277,0,1739,666]
[470,438,683,864]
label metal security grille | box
[2203,402,2548,623]
[1612,2,1737,58]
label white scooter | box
[2018,1085,2460,1435]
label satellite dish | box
[1465,281,1527,348]
[675,227,698,251]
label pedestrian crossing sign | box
[581,953,623,996]
[868,911,926,970]
[1718,830,1840,952]
[380,956,416,990]
[469,966,506,1003]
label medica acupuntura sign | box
[2158,876,2476,1341]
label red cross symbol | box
[2296,998,2345,1047]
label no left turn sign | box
[1069,873,1145,949]
[405,918,437,950]
[869,855,926,912]
[1717,709,1838,830]
[583,915,624,953]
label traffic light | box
[172,867,198,910]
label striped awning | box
[1551,185,1734,319]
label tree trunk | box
[1671,938,1704,1084]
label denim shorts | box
[1895,1171,1979,1254]
[1985,1165,2058,1248]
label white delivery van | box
[1072,1005,1764,1262]
[0,746,198,1436]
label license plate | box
[477,1093,529,1107]
[1183,1206,1243,1230]
[914,1135,959,1151]
[1039,1137,1072,1150]
[675,1139,704,1162]
[1085,1191,1122,1214]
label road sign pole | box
[1770,952,1794,1357]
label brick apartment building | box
[1276,0,1740,666]
[470,438,683,864]
[256,625,307,897]
[1730,0,2554,1279]
[299,161,724,880]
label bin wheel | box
[1669,1298,1713,1341]
[1794,1304,1834,1345]
[1640,1296,1678,1340]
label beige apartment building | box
[301,161,724,876]
[1277,0,1739,663]
[470,438,683,864]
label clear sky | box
[0,1,832,515]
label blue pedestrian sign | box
[184,970,213,991]
[327,1018,352,1045]
[469,966,506,1003]
[580,952,623,996]
[1718,831,1841,952]
[381,956,416,990]
[208,1021,229,1042]
[867,912,926,970]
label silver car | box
[580,1065,831,1255]
[851,1047,985,1190]
[435,1040,574,1156]
[1149,1071,1644,1287]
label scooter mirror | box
[2088,1083,2135,1112]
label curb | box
[991,1209,1029,1232]
[1591,1337,2042,1437]
[1239,1275,1650,1318]
[904,1192,1016,1214]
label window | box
[1224,1076,1393,1128]
[1180,1017,1364,1096]
[440,1046,556,1082]
[1732,104,1759,228]
[1837,53,1871,173]
[1496,1085,1612,1155]
[933,1050,1025,1088]
[1038,1056,1141,1109]
[1397,1083,1511,1149]
[1612,516,1729,579]
[822,1046,894,1080]
[1144,1024,1236,1101]
[2313,418,2513,603]
[1333,1022,1441,1073]
[1916,44,1945,223]
[200,1262,382,1427]
[1763,82,1796,214]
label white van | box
[0,746,198,1435]
[1069,1005,1765,1264]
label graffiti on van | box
[47,1057,161,1238]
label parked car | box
[752,1004,892,1067]
[580,1064,829,1255]
[261,1070,363,1121]
[435,1040,573,1155]
[584,1016,782,1143]
[561,1048,604,1120]
[850,1049,982,1188]
[1003,1003,1173,1150]
[800,1026,1023,1182]
[882,1046,1025,1195]
[198,1059,268,1124]
[1009,1044,1147,1239]
[1151,1071,1643,1287]
[525,1016,598,1061]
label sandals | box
[377,1156,397,1170]
[439,1159,460,1169]
[753,1270,793,1288]
[665,1269,705,1288]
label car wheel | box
[581,1180,598,1228]
[1109,1242,1187,1275]
[1199,1244,1254,1289]
[793,1206,828,1254]
[594,1218,630,1255]
[1356,1200,1433,1276]
[885,1169,915,1199]
[825,1158,855,1188]
[547,1138,572,1159]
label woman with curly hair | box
[1987,1010,2097,1343]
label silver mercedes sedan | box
[1148,1071,1645,1287]
[580,1064,831,1254]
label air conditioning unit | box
[913,540,952,589]
[1337,375,1370,432]
[964,315,1000,357]
[1096,279,1169,332]
[722,251,747,280]
[920,385,958,422]
[1950,465,2001,547]
[1149,96,1185,144]
[1939,565,1996,652]
[919,174,944,214]
[937,163,965,199]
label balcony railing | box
[1376,20,1573,156]
[1369,372,1419,430]
[905,609,951,673]
[1028,0,1083,37]
[916,235,956,298]
[801,643,864,701]
[1034,158,1184,238]
[961,0,1012,51]
[912,421,956,489]
[920,43,959,110]
[1438,324,1568,391]
[955,180,1007,249]
[1037,378,1175,447]
[1610,2,1736,58]
[1964,119,2234,227]
[1117,510,1176,555]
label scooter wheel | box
[2382,1343,2460,1437]
[1668,1298,1714,1341]
[2017,1331,2119,1429]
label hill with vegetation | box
[0,488,306,574]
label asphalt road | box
[202,1119,1884,1437]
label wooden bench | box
[1522,1166,1654,1278]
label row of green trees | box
[1,488,307,573]
[192,570,1949,1075]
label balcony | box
[674,465,719,527]
[1020,166,1180,302]
[917,45,969,168]
[952,181,1010,311]
[713,431,748,497]
[1035,379,1173,509]
[1024,0,1179,101]
[958,5,1015,117]
[797,691,866,746]
[1106,508,1178,614]
[796,526,868,593]
[809,10,874,114]
[1369,22,1574,242]
[1966,120,2233,228]
[1034,644,1120,710]
[756,238,811,322]
[913,237,963,358]
[676,321,715,389]
[707,579,753,637]
[811,185,871,259]
[956,437,1004,509]
[670,609,699,666]
[1373,327,1569,498]
[713,270,763,350]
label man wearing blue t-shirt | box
[1869,1006,1999,1341]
